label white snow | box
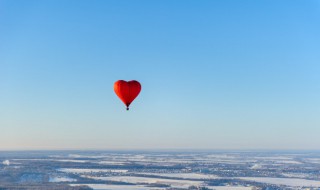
[282,173,310,178]
[58,168,128,174]
[98,161,127,165]
[305,158,320,164]
[239,177,320,187]
[250,164,262,169]
[253,156,293,160]
[275,160,301,164]
[12,158,90,163]
[2,160,10,166]
[84,176,204,188]
[140,172,219,179]
[70,184,166,190]
[56,159,89,163]
[207,186,252,190]
[49,177,76,182]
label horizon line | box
[0,148,320,152]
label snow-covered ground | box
[250,164,262,169]
[274,160,302,164]
[12,158,90,163]
[49,177,76,182]
[140,172,219,179]
[305,158,320,164]
[70,184,252,190]
[2,160,10,165]
[281,172,310,178]
[83,176,204,188]
[70,184,166,190]
[207,186,253,190]
[239,177,320,187]
[98,161,127,165]
[58,168,128,174]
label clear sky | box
[1,0,319,150]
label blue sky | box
[0,0,319,150]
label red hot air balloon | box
[114,80,141,110]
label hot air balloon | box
[114,80,141,110]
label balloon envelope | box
[114,80,141,110]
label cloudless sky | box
[0,0,320,150]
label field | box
[1,151,320,189]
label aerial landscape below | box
[1,151,320,190]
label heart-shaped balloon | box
[114,80,141,110]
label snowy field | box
[207,186,252,190]
[49,176,77,182]
[3,151,320,189]
[70,184,166,190]
[239,177,320,187]
[83,176,204,188]
[139,172,220,179]
[58,168,128,174]
[70,184,252,190]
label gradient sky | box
[1,0,320,150]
